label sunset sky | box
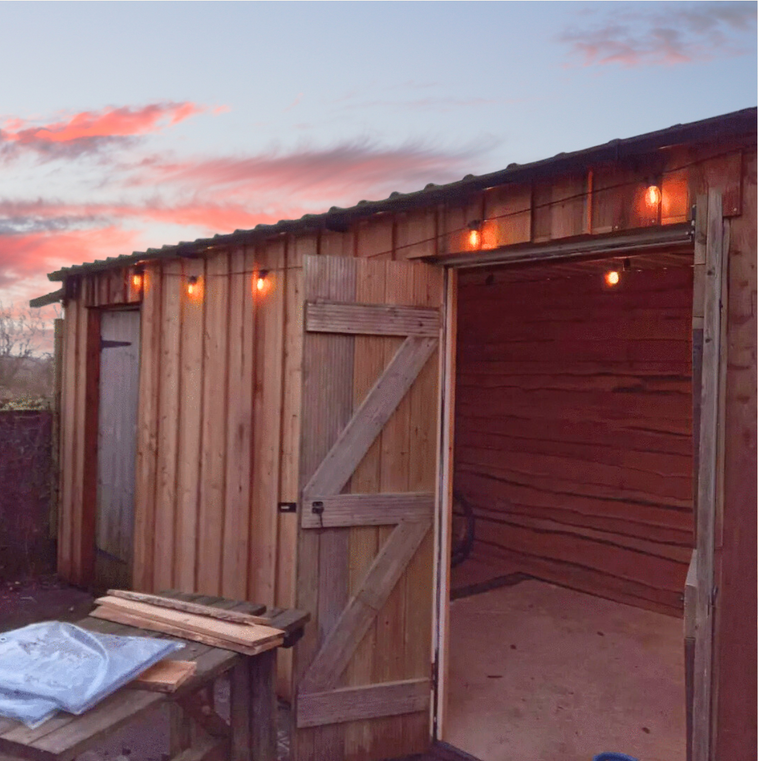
[2,1,756,321]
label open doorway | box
[440,251,694,761]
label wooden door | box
[95,309,141,589]
[293,256,445,761]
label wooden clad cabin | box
[39,108,755,761]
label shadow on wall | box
[0,410,56,581]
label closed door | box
[95,310,141,589]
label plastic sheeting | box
[0,622,183,728]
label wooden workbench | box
[0,592,308,761]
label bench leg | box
[250,650,277,761]
[168,702,193,756]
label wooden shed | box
[40,108,755,761]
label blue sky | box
[1,1,755,313]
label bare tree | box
[0,304,47,394]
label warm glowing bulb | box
[187,276,197,295]
[646,185,661,207]
[605,270,620,287]
[468,229,480,247]
[131,274,142,289]
[256,277,265,292]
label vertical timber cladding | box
[294,256,444,761]
[131,243,300,617]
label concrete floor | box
[443,579,686,761]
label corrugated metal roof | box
[47,107,756,282]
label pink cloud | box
[560,1,756,68]
[132,139,486,207]
[0,102,210,160]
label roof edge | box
[48,106,757,282]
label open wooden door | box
[293,255,445,761]
[95,309,141,589]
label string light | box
[90,150,728,272]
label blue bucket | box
[592,755,639,761]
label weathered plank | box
[297,679,430,728]
[154,261,182,591]
[105,590,269,624]
[301,492,434,528]
[221,248,254,601]
[692,191,724,761]
[249,241,286,606]
[306,301,439,337]
[133,263,163,591]
[197,253,230,595]
[175,257,205,591]
[94,596,283,647]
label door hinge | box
[101,339,132,350]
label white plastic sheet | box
[0,622,182,728]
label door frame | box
[431,197,725,760]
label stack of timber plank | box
[91,591,284,655]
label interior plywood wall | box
[454,262,695,616]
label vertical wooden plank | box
[221,248,254,601]
[276,236,305,699]
[439,198,481,256]
[692,190,723,761]
[174,258,205,592]
[70,294,89,585]
[293,255,356,761]
[692,196,707,541]
[249,241,286,606]
[713,149,757,761]
[133,262,163,591]
[320,228,355,258]
[402,263,443,751]
[356,218,393,260]
[154,260,182,591]
[81,309,101,587]
[482,184,531,249]
[50,317,64,542]
[343,259,386,759]
[396,209,437,260]
[198,252,230,595]
[433,268,457,741]
[57,300,78,581]
[314,256,356,758]
[368,259,414,758]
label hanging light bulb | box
[131,269,143,290]
[255,270,269,293]
[646,184,662,207]
[187,275,198,296]
[605,270,620,287]
[467,220,483,249]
